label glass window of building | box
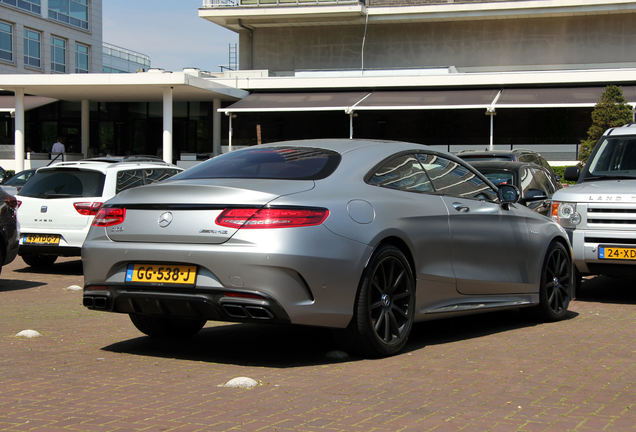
[0,21,12,62]
[74,42,88,73]
[51,35,66,73]
[0,0,41,14]
[49,0,88,30]
[23,28,41,68]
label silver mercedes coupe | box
[82,139,573,356]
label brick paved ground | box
[0,257,633,432]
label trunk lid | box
[104,179,315,244]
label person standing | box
[51,137,65,160]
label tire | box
[572,267,582,299]
[349,245,415,357]
[129,314,206,339]
[533,241,572,321]
[21,253,57,268]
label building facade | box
[198,0,636,161]
[0,0,103,74]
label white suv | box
[551,123,636,288]
[17,157,182,268]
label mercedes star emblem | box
[158,211,173,228]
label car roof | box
[254,138,427,155]
[604,123,636,137]
[467,160,537,170]
[38,158,180,173]
[457,149,538,157]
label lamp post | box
[485,107,496,151]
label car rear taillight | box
[216,207,329,229]
[3,195,18,209]
[92,207,126,227]
[74,202,103,216]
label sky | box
[102,0,238,73]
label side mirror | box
[563,166,580,182]
[522,188,549,203]
[497,184,520,208]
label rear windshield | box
[173,147,341,180]
[19,169,105,198]
[479,170,516,186]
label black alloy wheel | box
[351,245,415,357]
[536,241,572,321]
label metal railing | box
[102,42,151,68]
[202,0,536,7]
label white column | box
[41,0,48,18]
[162,87,173,163]
[349,113,354,139]
[213,98,221,156]
[81,99,89,157]
[228,113,233,153]
[14,88,25,172]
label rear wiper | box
[41,193,78,198]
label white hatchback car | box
[17,157,182,268]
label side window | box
[367,154,433,193]
[539,157,552,171]
[518,154,534,164]
[116,169,144,193]
[418,154,497,201]
[532,168,555,194]
[144,168,180,184]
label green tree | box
[579,85,633,163]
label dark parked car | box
[0,188,19,274]
[468,161,562,216]
[1,169,36,196]
[457,149,561,185]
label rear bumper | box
[82,225,373,328]
[83,286,291,324]
[19,245,82,257]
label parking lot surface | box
[0,257,634,432]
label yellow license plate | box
[599,246,636,260]
[23,234,60,245]
[125,264,197,285]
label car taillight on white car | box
[92,207,126,227]
[74,202,103,216]
[216,207,329,229]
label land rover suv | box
[551,124,636,286]
[17,157,182,268]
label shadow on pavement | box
[0,278,46,292]
[576,276,636,305]
[405,309,577,353]
[103,323,345,367]
[13,259,83,276]
[102,308,578,366]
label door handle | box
[452,202,470,213]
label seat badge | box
[40,205,48,213]
[158,211,173,228]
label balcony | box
[203,0,359,6]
